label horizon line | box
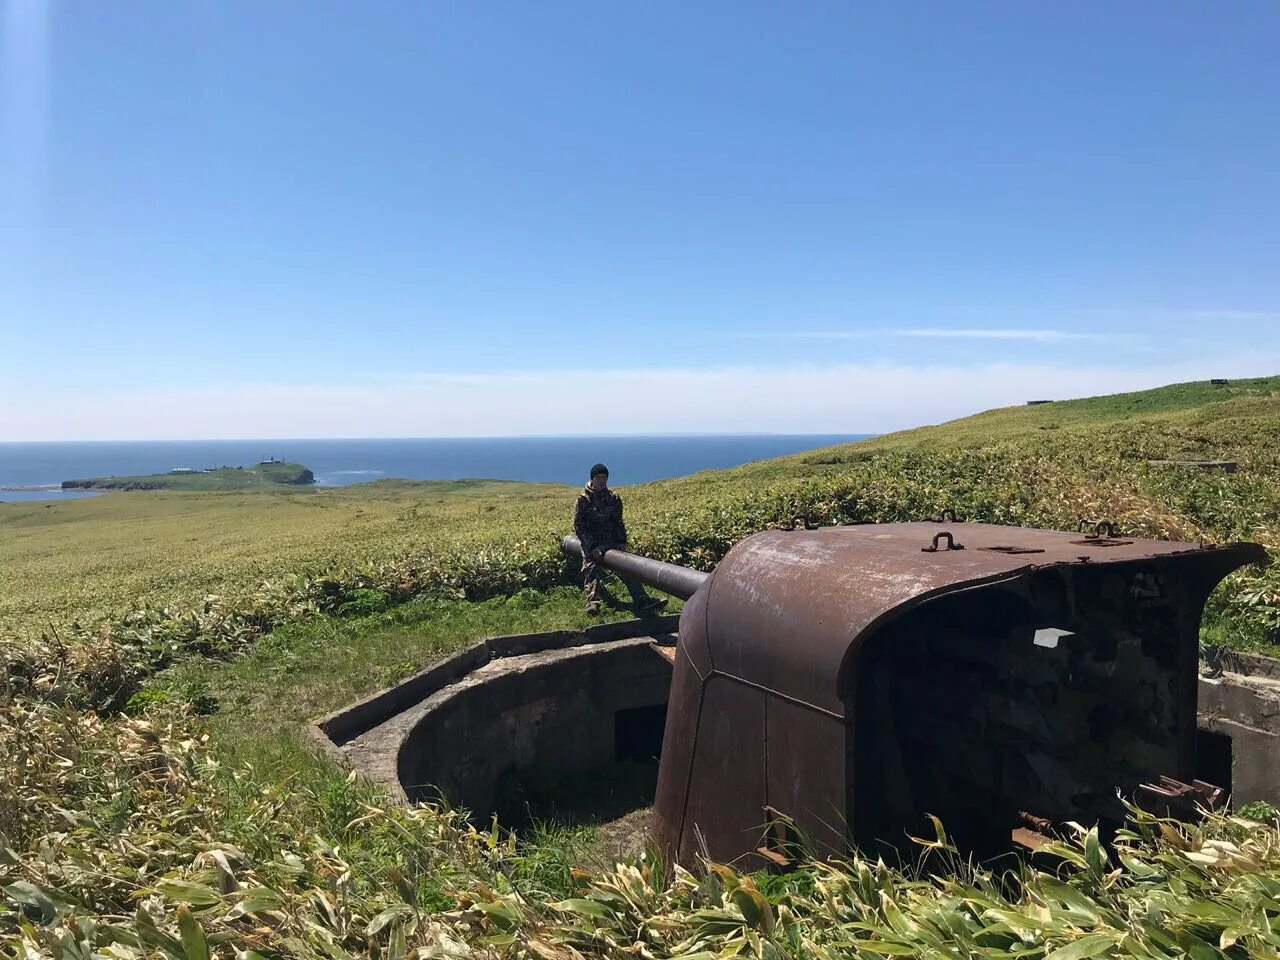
[0,431,879,444]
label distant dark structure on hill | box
[1148,459,1238,473]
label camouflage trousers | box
[582,545,650,604]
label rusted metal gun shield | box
[701,524,1262,717]
[652,523,1265,868]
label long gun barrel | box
[560,536,710,601]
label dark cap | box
[589,462,609,479]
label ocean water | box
[0,436,869,503]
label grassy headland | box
[62,459,315,491]
[5,376,1280,958]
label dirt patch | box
[593,808,655,863]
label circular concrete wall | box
[397,637,673,817]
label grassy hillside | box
[62,459,315,491]
[895,374,1280,441]
[5,376,1280,958]
[4,376,1277,646]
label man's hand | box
[590,547,607,561]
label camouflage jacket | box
[573,485,627,554]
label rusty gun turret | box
[559,535,709,601]
[574,523,1266,869]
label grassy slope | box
[751,374,1280,465]
[2,375,1277,638]
[900,375,1280,439]
[63,459,315,491]
[7,377,1280,958]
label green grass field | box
[6,376,1280,959]
[166,587,640,760]
[0,479,571,630]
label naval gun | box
[563,523,1265,867]
[560,535,708,600]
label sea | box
[0,436,870,503]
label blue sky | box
[2,1,1278,439]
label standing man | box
[573,463,668,616]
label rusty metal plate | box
[700,523,1265,716]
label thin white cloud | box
[751,328,1131,343]
[946,306,1280,324]
[1157,310,1280,323]
[5,356,1277,441]
[896,328,1119,342]
[919,328,1110,342]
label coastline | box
[0,434,871,503]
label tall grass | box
[6,695,1280,958]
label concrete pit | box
[309,616,678,833]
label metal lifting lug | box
[781,516,820,531]
[922,531,965,552]
[1077,518,1121,539]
